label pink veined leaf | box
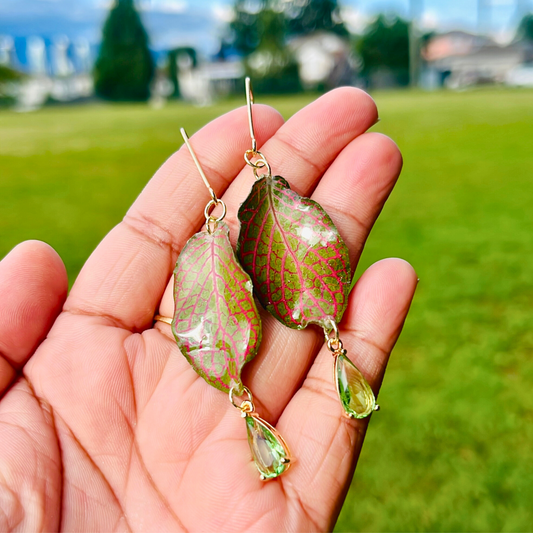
[237,175,351,330]
[172,222,262,392]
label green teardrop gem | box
[336,353,376,419]
[245,415,290,480]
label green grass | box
[1,88,533,531]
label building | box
[288,31,359,89]
[423,31,531,89]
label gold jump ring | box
[204,198,227,223]
[229,385,254,412]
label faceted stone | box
[336,353,376,418]
[246,415,290,480]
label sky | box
[0,0,530,58]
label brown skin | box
[0,88,417,532]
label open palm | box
[0,89,417,532]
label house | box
[288,31,358,89]
[423,30,530,88]
[178,60,244,105]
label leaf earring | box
[236,79,379,419]
[158,127,292,480]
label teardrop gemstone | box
[245,415,290,480]
[336,353,376,418]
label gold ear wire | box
[180,127,217,203]
[243,78,272,180]
[245,77,257,153]
[180,127,226,232]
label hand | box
[0,88,417,532]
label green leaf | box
[172,222,262,392]
[237,175,351,330]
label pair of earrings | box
[159,79,378,481]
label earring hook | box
[243,77,272,181]
[180,127,226,233]
[245,77,257,153]
[180,127,217,203]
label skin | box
[0,88,417,532]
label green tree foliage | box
[225,0,301,94]
[0,65,23,107]
[516,13,533,41]
[94,0,155,101]
[287,0,348,37]
[357,15,410,86]
[247,8,301,93]
[0,65,22,84]
[226,0,263,57]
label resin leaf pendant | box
[237,175,351,330]
[172,222,262,393]
[335,351,377,419]
[245,414,291,480]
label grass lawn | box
[1,88,533,530]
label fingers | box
[242,131,403,418]
[71,88,377,333]
[155,89,394,428]
[279,258,418,531]
[157,88,378,323]
[65,105,284,331]
[155,88,382,417]
[0,241,68,397]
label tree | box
[516,13,533,41]
[247,7,301,93]
[226,0,264,57]
[357,15,410,87]
[94,0,155,101]
[286,0,348,37]
[0,65,23,107]
[0,65,22,85]
[224,0,301,94]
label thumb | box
[0,240,68,397]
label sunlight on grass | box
[341,89,533,531]
[1,88,532,531]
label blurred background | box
[1,0,533,530]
